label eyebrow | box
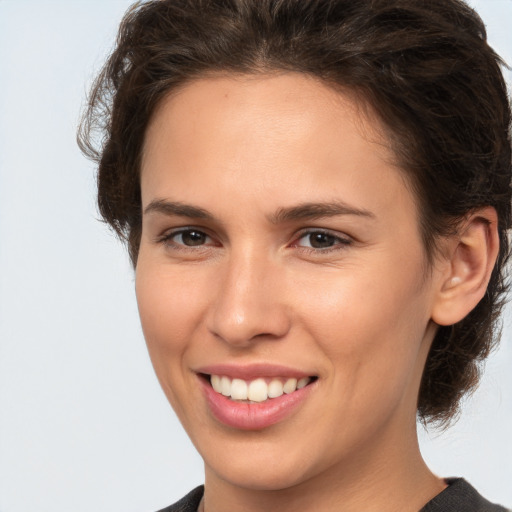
[269,201,375,224]
[143,199,375,223]
[144,199,214,219]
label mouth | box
[204,374,317,403]
[197,369,318,430]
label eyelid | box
[291,228,353,250]
[154,225,352,252]
[156,226,217,247]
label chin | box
[199,429,333,493]
[206,457,312,492]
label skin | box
[135,73,493,512]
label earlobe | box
[432,207,499,327]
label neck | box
[202,422,445,512]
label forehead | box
[141,72,416,223]
[144,72,390,156]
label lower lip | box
[200,377,315,430]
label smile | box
[198,369,317,430]
[210,375,313,402]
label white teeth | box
[209,375,312,401]
[297,377,309,389]
[211,374,222,393]
[220,376,231,396]
[231,378,248,400]
[248,378,268,402]
[283,378,298,394]
[268,379,284,398]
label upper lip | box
[195,363,315,380]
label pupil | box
[310,232,335,248]
[183,230,205,246]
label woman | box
[79,0,511,510]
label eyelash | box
[292,229,353,253]
[156,227,353,254]
[156,228,216,251]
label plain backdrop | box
[0,1,511,511]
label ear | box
[431,207,499,326]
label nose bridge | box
[209,244,289,346]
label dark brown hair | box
[79,0,512,425]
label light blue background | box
[0,1,511,511]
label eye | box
[295,230,351,250]
[163,228,213,247]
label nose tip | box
[211,306,288,346]
[207,260,290,347]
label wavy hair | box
[79,0,512,425]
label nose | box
[207,248,291,347]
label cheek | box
[135,260,208,373]
[135,259,217,429]
[290,258,431,397]
[294,262,427,339]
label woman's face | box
[136,73,443,491]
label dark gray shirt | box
[157,478,509,512]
